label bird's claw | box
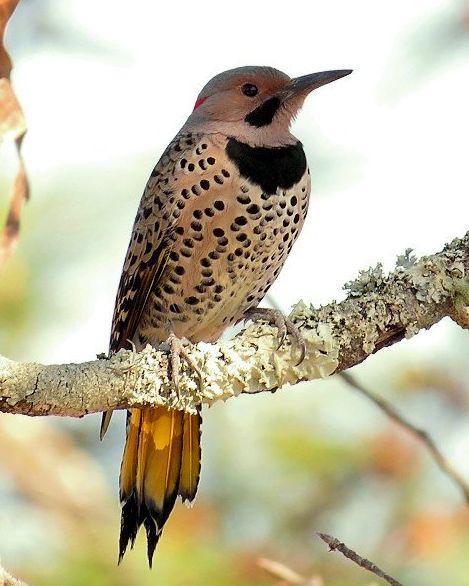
[165,333,203,397]
[243,308,306,366]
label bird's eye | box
[241,83,259,97]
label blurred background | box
[1,0,468,584]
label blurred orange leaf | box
[0,0,29,267]
[404,510,469,557]
[368,428,419,479]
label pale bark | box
[0,233,467,418]
[0,564,27,586]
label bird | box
[101,65,351,567]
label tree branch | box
[317,532,402,586]
[0,563,27,586]
[0,233,467,417]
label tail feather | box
[143,513,159,568]
[118,406,201,567]
[100,409,113,440]
[118,491,140,564]
[179,410,202,503]
[136,409,154,499]
[120,409,141,502]
[142,408,184,526]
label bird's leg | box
[243,307,306,366]
[163,332,203,397]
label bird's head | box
[184,66,352,146]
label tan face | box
[193,68,292,124]
[185,66,352,146]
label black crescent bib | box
[226,138,307,195]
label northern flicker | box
[101,65,351,566]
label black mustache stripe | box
[244,96,281,128]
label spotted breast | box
[130,132,311,346]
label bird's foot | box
[163,333,203,397]
[243,307,306,366]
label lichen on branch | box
[0,232,467,417]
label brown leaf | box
[0,75,25,138]
[0,0,20,79]
[0,0,28,267]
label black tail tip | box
[118,536,138,566]
[144,515,161,568]
[180,491,196,506]
[119,493,140,565]
[119,496,163,568]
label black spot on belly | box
[226,138,306,195]
[244,97,281,128]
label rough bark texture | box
[0,233,467,418]
[0,563,26,586]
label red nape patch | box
[193,96,207,111]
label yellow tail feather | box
[119,406,201,566]
[179,410,202,503]
[120,409,141,501]
[142,408,183,512]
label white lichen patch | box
[344,263,385,296]
[408,258,461,303]
[396,248,417,269]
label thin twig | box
[257,557,324,585]
[340,372,469,504]
[317,532,403,586]
[257,558,305,584]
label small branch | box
[257,558,305,584]
[317,532,403,586]
[340,372,469,504]
[257,557,324,585]
[0,233,467,417]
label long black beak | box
[279,69,352,99]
